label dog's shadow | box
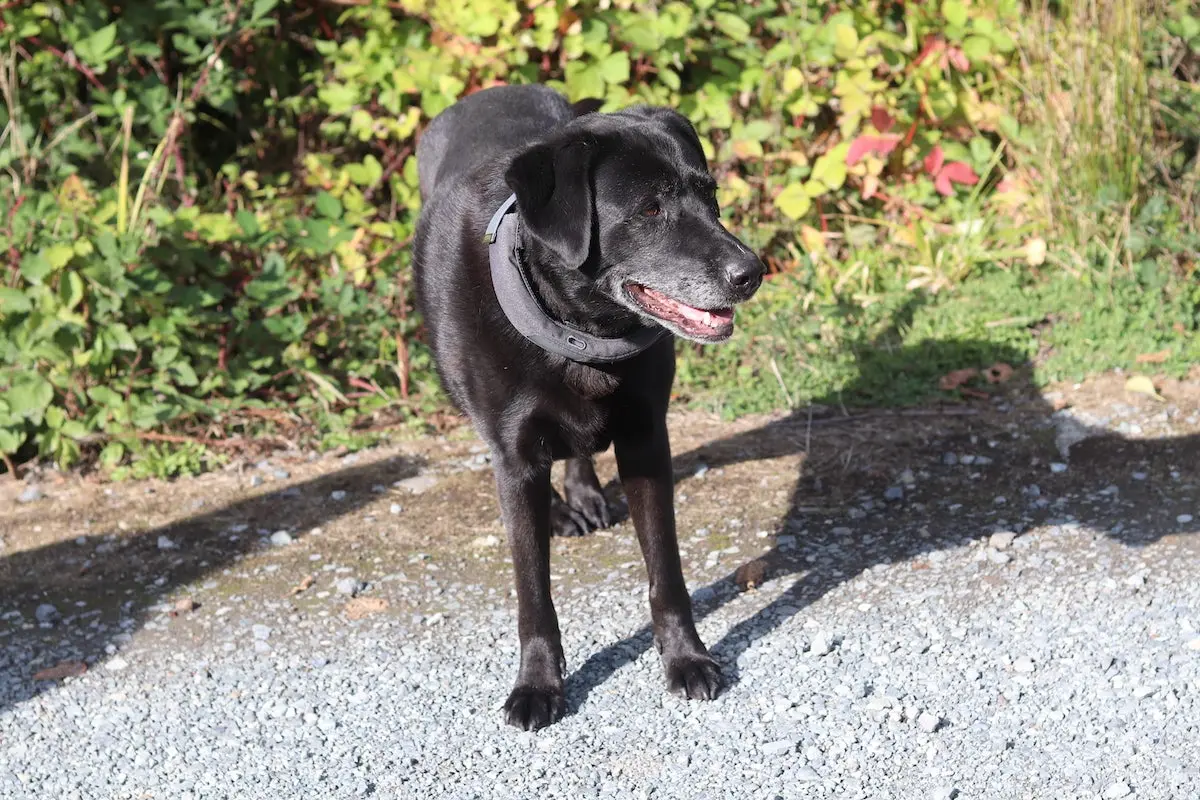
[564,304,1200,713]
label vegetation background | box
[1,0,1197,479]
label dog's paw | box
[550,491,593,537]
[503,685,565,731]
[565,482,612,531]
[664,653,722,701]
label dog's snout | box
[723,254,764,294]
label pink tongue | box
[642,287,732,326]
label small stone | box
[1049,462,1068,473]
[809,632,834,656]
[931,788,957,800]
[761,739,796,757]
[105,656,129,671]
[795,766,821,782]
[35,603,60,624]
[389,503,403,515]
[884,486,904,502]
[269,531,294,546]
[330,490,347,501]
[157,535,177,550]
[942,453,958,466]
[1013,656,1035,673]
[1102,781,1131,799]
[173,597,198,614]
[1177,514,1194,524]
[959,454,976,465]
[17,485,43,504]
[1131,471,1147,481]
[917,712,941,733]
[989,531,1018,550]
[250,475,264,487]
[335,577,362,596]
[251,624,271,641]
[694,464,709,478]
[272,469,290,480]
[396,475,439,495]
[1184,638,1200,651]
[986,550,1011,565]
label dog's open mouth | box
[625,284,735,341]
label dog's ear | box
[623,106,707,166]
[504,134,597,270]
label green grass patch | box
[677,265,1199,417]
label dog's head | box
[504,106,763,343]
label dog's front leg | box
[494,455,566,730]
[615,418,722,701]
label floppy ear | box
[623,106,707,166]
[504,134,597,270]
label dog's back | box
[416,85,575,202]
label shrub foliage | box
[0,0,1188,474]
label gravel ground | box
[2,374,1199,799]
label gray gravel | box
[2,395,1199,799]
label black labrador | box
[412,85,763,730]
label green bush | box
[0,0,1189,475]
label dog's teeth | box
[702,311,712,327]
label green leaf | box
[775,184,813,220]
[833,24,859,60]
[76,23,118,68]
[89,386,124,407]
[251,0,278,21]
[0,427,23,455]
[739,120,774,142]
[100,441,126,467]
[314,191,343,219]
[4,374,54,423]
[712,11,751,42]
[20,252,52,284]
[599,52,630,84]
[941,0,968,28]
[59,271,85,310]
[236,209,260,237]
[0,287,32,314]
[45,244,74,269]
[962,35,992,63]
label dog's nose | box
[723,255,764,292]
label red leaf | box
[946,47,970,72]
[923,145,944,176]
[846,135,900,166]
[942,160,980,187]
[870,107,895,133]
[934,172,953,196]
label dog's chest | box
[539,365,626,458]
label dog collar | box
[484,194,666,364]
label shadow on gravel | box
[0,454,422,713]
[565,325,1200,713]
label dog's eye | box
[641,201,661,217]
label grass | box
[676,264,1198,418]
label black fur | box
[412,85,763,731]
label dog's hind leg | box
[551,457,612,537]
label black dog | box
[412,85,763,730]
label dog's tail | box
[570,98,605,118]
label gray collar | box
[484,194,666,364]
